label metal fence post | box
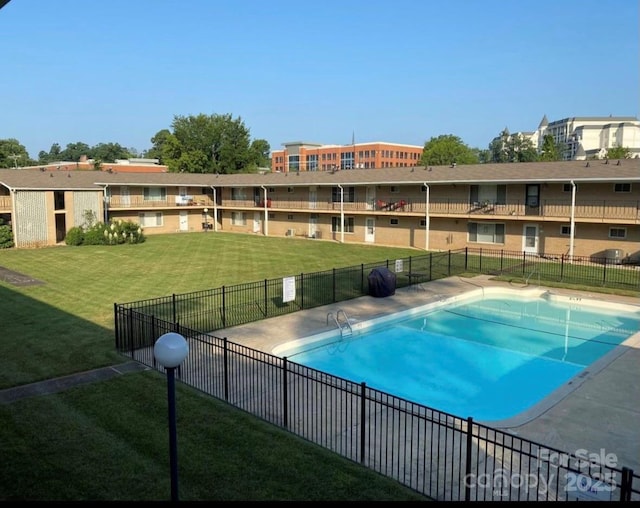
[282,357,288,429]
[360,382,366,464]
[465,416,474,502]
[464,247,468,271]
[603,256,608,286]
[172,294,177,324]
[619,466,633,501]
[223,337,229,402]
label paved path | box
[0,361,149,404]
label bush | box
[0,224,14,249]
[64,226,85,246]
[63,215,145,247]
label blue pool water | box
[280,291,640,422]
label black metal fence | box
[115,248,639,340]
[114,248,639,501]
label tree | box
[539,134,563,161]
[250,139,271,169]
[164,113,259,173]
[0,138,34,168]
[488,129,511,163]
[145,129,173,162]
[38,143,62,163]
[419,134,479,166]
[57,142,91,162]
[606,146,631,159]
[91,142,133,162]
[488,129,538,163]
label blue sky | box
[1,0,638,159]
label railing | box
[218,197,640,221]
[117,316,639,501]
[107,195,215,209]
[115,249,639,500]
[0,195,12,212]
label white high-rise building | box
[534,115,640,160]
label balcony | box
[107,194,215,209]
[221,196,640,222]
[0,195,11,212]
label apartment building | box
[503,115,640,161]
[19,156,169,173]
[271,140,424,172]
[1,160,639,263]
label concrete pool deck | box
[215,274,640,474]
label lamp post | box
[154,332,189,502]
[203,208,209,231]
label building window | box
[419,219,427,226]
[562,183,577,192]
[331,216,354,233]
[470,184,507,206]
[609,227,626,239]
[340,151,355,170]
[560,225,572,236]
[138,212,163,227]
[390,186,400,193]
[390,218,399,225]
[143,187,166,202]
[287,214,294,220]
[268,213,275,219]
[287,187,294,193]
[288,155,300,172]
[468,222,505,244]
[231,212,246,226]
[614,183,631,193]
[231,187,247,200]
[306,154,318,171]
[331,186,355,203]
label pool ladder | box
[327,309,353,338]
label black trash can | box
[368,267,396,297]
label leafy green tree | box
[38,143,62,163]
[91,142,133,162]
[145,129,173,162]
[539,134,563,161]
[0,138,34,168]
[488,129,511,163]
[420,134,479,166]
[488,129,538,163]
[509,135,538,162]
[250,139,271,168]
[606,146,631,159]
[57,142,91,162]
[159,113,260,173]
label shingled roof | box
[1,159,639,191]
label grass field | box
[0,233,429,501]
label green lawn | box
[0,233,428,501]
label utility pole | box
[8,154,21,169]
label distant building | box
[18,155,169,173]
[498,115,640,161]
[271,141,424,172]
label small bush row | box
[65,219,145,246]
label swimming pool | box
[273,288,640,423]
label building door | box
[309,215,318,238]
[179,210,189,231]
[523,224,539,254]
[365,217,375,243]
[253,212,261,233]
[309,187,317,209]
[121,187,130,206]
[366,186,376,210]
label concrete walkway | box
[0,361,149,404]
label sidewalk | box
[0,361,149,404]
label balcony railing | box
[107,194,215,209]
[219,197,640,221]
[0,195,11,212]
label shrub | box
[64,226,84,246]
[64,215,145,246]
[0,224,14,249]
